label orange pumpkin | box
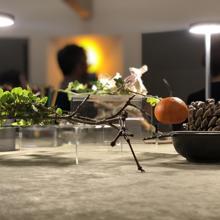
[154,97,188,124]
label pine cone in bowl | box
[172,99,220,162]
[187,99,220,131]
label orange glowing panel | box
[73,35,123,77]
[74,38,102,73]
[48,35,123,88]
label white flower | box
[99,73,122,89]
[92,84,97,91]
[99,78,109,85]
[125,65,148,95]
[113,72,122,80]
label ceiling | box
[90,0,220,33]
[1,0,220,35]
[0,0,83,35]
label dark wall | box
[142,30,205,102]
[0,38,28,79]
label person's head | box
[57,44,87,79]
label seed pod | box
[212,126,220,131]
[201,118,208,129]
[206,99,215,104]
[195,108,204,118]
[214,108,220,116]
[216,118,220,125]
[190,102,196,108]
[186,99,220,131]
[203,108,212,118]
[195,116,202,128]
[188,108,195,121]
[208,116,217,128]
[197,101,205,106]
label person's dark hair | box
[57,44,86,76]
[202,37,220,77]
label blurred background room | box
[0,0,220,101]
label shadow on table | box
[140,152,220,171]
[0,150,219,171]
[0,153,93,167]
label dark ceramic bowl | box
[172,131,220,162]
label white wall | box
[85,0,220,74]
[89,0,220,33]
[0,0,84,86]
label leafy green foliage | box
[146,96,160,107]
[67,81,92,93]
[0,87,62,127]
[114,77,124,88]
[65,77,130,97]
[56,108,63,116]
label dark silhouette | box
[55,44,97,116]
[57,44,95,89]
[187,38,220,104]
[0,70,26,90]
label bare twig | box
[110,112,145,172]
[106,95,135,120]
[129,103,151,118]
[69,95,90,117]
[0,95,146,172]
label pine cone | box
[187,99,220,131]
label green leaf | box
[32,104,38,112]
[39,97,48,105]
[66,80,89,93]
[146,96,160,107]
[114,77,124,88]
[11,87,23,95]
[26,84,32,92]
[0,87,57,127]
[56,108,63,115]
[0,88,3,96]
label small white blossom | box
[92,85,97,91]
[99,78,109,85]
[124,65,148,95]
[113,72,122,80]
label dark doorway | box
[142,30,205,102]
[0,38,28,85]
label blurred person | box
[187,38,220,104]
[57,44,96,89]
[56,44,97,115]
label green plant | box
[0,87,62,126]
[64,77,130,97]
[0,86,160,172]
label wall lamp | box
[189,23,220,99]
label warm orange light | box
[74,38,102,73]
[48,35,123,88]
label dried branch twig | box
[0,95,146,172]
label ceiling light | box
[0,12,14,27]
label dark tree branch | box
[0,95,145,172]
[69,95,90,117]
[106,95,135,120]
